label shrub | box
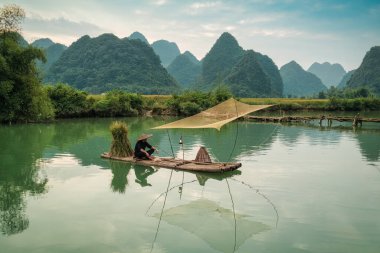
[46,83,88,117]
[91,90,143,117]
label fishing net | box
[153,198,270,252]
[152,98,272,130]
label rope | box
[179,172,185,199]
[156,147,173,157]
[227,99,239,162]
[150,170,174,253]
[226,178,237,253]
[256,123,281,150]
[166,129,175,158]
[145,179,197,215]
[230,178,279,228]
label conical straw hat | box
[137,133,153,141]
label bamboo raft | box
[101,152,241,173]
[246,115,380,127]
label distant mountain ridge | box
[347,46,380,95]
[45,33,179,94]
[307,62,346,87]
[29,38,67,75]
[167,51,201,88]
[199,32,282,97]
[338,69,356,88]
[224,50,272,97]
[128,31,149,44]
[201,32,244,89]
[28,31,378,97]
[31,38,54,49]
[281,61,327,97]
[151,40,181,67]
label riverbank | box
[2,84,380,123]
[144,96,380,115]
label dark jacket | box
[134,140,152,157]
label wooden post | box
[319,115,325,126]
[353,113,360,127]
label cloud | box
[190,1,220,9]
[249,28,303,38]
[369,4,380,16]
[186,1,223,15]
[152,0,168,6]
[238,14,284,25]
[134,9,149,15]
[22,15,105,45]
[247,28,339,41]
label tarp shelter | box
[152,98,272,131]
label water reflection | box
[270,121,380,162]
[108,160,241,193]
[1,117,379,242]
[155,122,280,162]
[152,198,270,253]
[109,161,132,193]
[108,161,159,192]
[134,165,157,187]
[0,125,49,235]
[355,131,380,162]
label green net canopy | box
[152,98,272,130]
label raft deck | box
[101,152,241,173]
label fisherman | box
[134,133,156,160]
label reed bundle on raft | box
[109,121,133,157]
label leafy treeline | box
[198,32,283,97]
[46,34,179,94]
[319,86,374,99]
[243,97,380,111]
[45,84,232,118]
[46,83,144,118]
[166,86,232,116]
[46,84,380,119]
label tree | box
[46,83,88,117]
[0,4,25,34]
[0,5,54,123]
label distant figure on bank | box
[134,134,156,160]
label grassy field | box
[240,98,328,104]
[141,96,331,110]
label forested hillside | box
[199,32,282,97]
[280,61,327,97]
[347,46,380,95]
[167,51,201,88]
[46,34,179,94]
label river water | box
[0,117,379,253]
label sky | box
[2,0,380,71]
